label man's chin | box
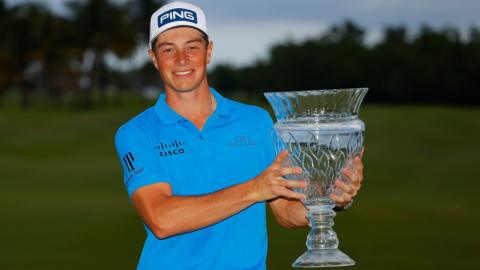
[170,87,197,93]
[167,82,204,93]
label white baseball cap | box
[149,1,208,49]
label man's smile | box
[173,70,194,77]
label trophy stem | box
[292,207,355,268]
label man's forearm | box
[137,181,258,239]
[285,201,308,227]
[269,198,308,228]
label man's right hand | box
[249,150,307,202]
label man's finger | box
[278,188,306,200]
[280,179,307,189]
[341,192,352,203]
[277,166,302,176]
[335,179,354,194]
[341,167,353,184]
[274,177,307,189]
[353,157,364,171]
[356,173,364,185]
[330,192,352,205]
[359,147,365,159]
[352,158,364,184]
[273,150,289,166]
[329,193,344,204]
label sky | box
[6,0,480,69]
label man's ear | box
[148,49,159,70]
[206,41,213,64]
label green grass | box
[1,103,479,270]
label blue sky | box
[6,0,480,68]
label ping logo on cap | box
[158,8,198,27]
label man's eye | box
[163,48,174,54]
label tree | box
[209,20,480,105]
[4,3,50,108]
[0,0,13,105]
[125,0,165,93]
[67,0,136,107]
[38,11,78,108]
[369,26,412,102]
[127,0,165,44]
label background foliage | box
[1,0,480,107]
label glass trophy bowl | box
[264,88,368,268]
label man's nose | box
[176,50,188,65]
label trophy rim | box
[263,87,368,96]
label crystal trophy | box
[264,88,368,268]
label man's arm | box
[132,181,257,239]
[268,198,308,228]
[132,151,306,239]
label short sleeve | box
[114,125,169,197]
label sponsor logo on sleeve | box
[122,152,144,185]
[122,152,135,173]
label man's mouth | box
[174,70,193,76]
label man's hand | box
[330,148,365,208]
[250,150,307,202]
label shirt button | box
[199,135,204,140]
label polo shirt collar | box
[154,87,231,125]
[210,87,231,118]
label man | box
[115,2,364,269]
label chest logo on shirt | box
[155,140,186,157]
[230,136,256,146]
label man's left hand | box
[329,148,365,209]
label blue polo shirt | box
[114,88,275,270]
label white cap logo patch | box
[149,2,208,49]
[158,8,197,27]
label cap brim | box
[150,26,209,49]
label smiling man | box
[114,2,364,269]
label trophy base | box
[292,249,355,268]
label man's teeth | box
[175,71,192,75]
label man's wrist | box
[245,179,261,203]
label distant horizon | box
[5,0,480,69]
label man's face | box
[148,27,213,93]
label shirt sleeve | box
[114,125,169,197]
